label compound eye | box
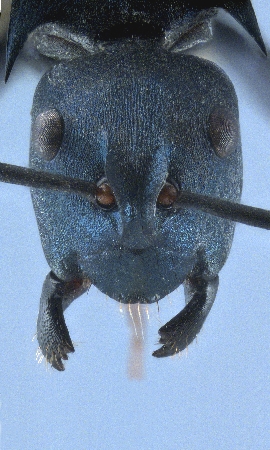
[209,107,239,158]
[32,109,64,161]
[96,181,116,210]
[157,182,178,209]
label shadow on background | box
[212,16,270,117]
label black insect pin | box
[1,0,269,370]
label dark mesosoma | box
[1,1,269,370]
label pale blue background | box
[0,2,269,449]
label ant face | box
[30,48,241,305]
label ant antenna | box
[0,161,270,230]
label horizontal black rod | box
[0,161,269,230]
[176,191,270,230]
[0,162,96,199]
